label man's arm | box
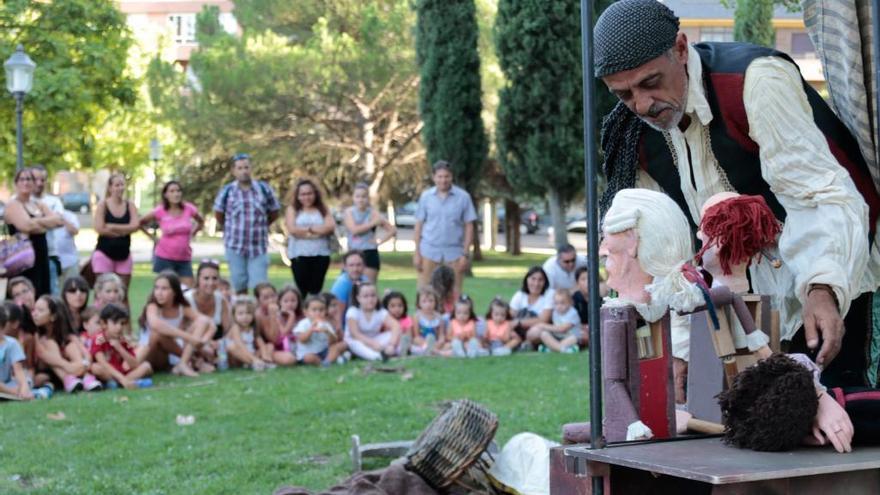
[744,56,870,366]
[413,220,424,272]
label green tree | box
[0,0,136,175]
[722,0,801,48]
[495,0,584,249]
[149,1,425,209]
[415,0,487,257]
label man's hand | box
[413,252,422,273]
[803,285,844,368]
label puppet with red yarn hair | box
[696,192,781,293]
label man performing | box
[595,0,880,388]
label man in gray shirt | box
[413,161,477,296]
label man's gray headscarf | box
[594,0,680,77]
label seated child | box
[344,282,402,361]
[534,289,580,353]
[225,296,270,371]
[444,295,487,358]
[0,305,35,400]
[412,286,446,356]
[383,291,413,356]
[94,273,125,309]
[571,266,591,348]
[218,277,232,303]
[79,306,100,354]
[89,304,153,390]
[294,296,344,366]
[271,285,302,367]
[484,297,520,356]
[254,283,281,364]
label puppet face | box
[599,229,644,299]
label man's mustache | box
[644,102,677,119]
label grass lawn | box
[0,252,591,494]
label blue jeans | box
[225,249,269,293]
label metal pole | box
[15,92,24,172]
[580,0,605,494]
[873,0,880,170]
[153,158,159,207]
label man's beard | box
[639,81,688,132]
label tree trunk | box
[548,187,567,250]
[505,199,521,255]
[471,195,483,262]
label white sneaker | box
[451,339,466,358]
[492,347,512,357]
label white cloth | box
[488,433,559,495]
[293,318,333,359]
[509,290,552,315]
[55,210,80,270]
[542,255,588,291]
[345,331,394,361]
[639,44,876,341]
[38,193,65,256]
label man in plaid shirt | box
[213,153,281,294]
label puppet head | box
[717,353,818,451]
[601,188,703,318]
[696,193,781,277]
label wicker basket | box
[405,399,499,490]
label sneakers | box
[451,339,466,358]
[492,346,512,357]
[336,354,349,365]
[399,334,412,357]
[538,344,550,353]
[32,384,53,400]
[519,342,535,352]
[135,378,154,388]
[63,375,83,394]
[564,345,579,354]
[424,334,437,355]
[466,339,488,358]
[82,374,103,392]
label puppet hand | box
[626,421,653,441]
[803,286,844,368]
[813,392,853,453]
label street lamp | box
[4,45,36,172]
[149,138,162,206]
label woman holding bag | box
[4,168,62,297]
[285,178,336,296]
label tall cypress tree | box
[495,0,584,249]
[415,0,487,212]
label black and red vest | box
[638,42,880,239]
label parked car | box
[61,192,90,213]
[497,206,540,234]
[565,215,587,234]
[394,201,418,228]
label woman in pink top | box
[140,181,205,287]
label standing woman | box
[140,180,205,288]
[343,183,397,282]
[93,173,140,292]
[4,168,63,297]
[285,178,336,296]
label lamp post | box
[4,45,36,172]
[149,138,162,207]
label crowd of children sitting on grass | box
[0,252,594,401]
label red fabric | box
[639,328,673,439]
[708,73,760,153]
[89,332,135,374]
[697,195,781,275]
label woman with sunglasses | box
[62,276,91,333]
[4,168,63,297]
[140,180,204,288]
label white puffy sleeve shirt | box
[743,56,872,318]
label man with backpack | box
[213,153,281,294]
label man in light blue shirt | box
[413,161,478,296]
[330,251,370,317]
